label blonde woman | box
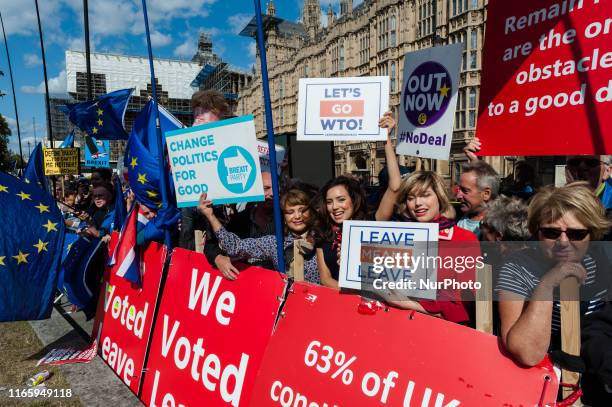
[496,183,610,366]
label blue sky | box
[0,0,358,154]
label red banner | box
[92,233,166,395]
[250,282,559,406]
[140,248,286,407]
[477,0,611,155]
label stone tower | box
[303,0,321,39]
[340,0,353,16]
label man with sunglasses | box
[496,183,610,369]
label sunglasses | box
[566,157,601,168]
[539,227,590,241]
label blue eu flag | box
[0,171,65,321]
[21,142,48,191]
[124,100,182,209]
[59,131,75,148]
[60,236,104,312]
[112,176,127,231]
[66,88,133,140]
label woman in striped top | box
[496,182,610,367]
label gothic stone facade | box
[237,0,524,185]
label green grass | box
[0,322,82,407]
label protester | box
[566,155,612,211]
[581,298,612,405]
[79,183,114,240]
[455,160,500,238]
[191,89,230,125]
[496,183,610,367]
[75,179,92,211]
[375,111,479,324]
[500,161,536,201]
[90,167,113,188]
[480,195,529,242]
[199,188,320,283]
[315,176,369,288]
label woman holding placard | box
[315,176,370,289]
[199,188,321,284]
[375,111,480,325]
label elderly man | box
[455,160,500,238]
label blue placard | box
[84,136,110,168]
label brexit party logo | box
[403,62,452,127]
[217,146,257,194]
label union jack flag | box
[109,203,142,285]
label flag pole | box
[254,0,286,273]
[140,0,171,248]
[0,12,24,171]
[34,0,53,147]
[34,0,55,196]
[83,0,93,100]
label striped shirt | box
[496,249,607,335]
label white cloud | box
[248,42,257,59]
[0,0,63,37]
[23,53,42,67]
[173,38,196,58]
[150,31,172,47]
[227,13,252,34]
[21,70,67,94]
[4,116,48,154]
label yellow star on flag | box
[97,108,103,116]
[12,251,29,264]
[33,239,49,253]
[130,157,138,169]
[42,219,58,232]
[35,203,50,213]
[97,118,103,126]
[67,243,73,252]
[92,127,99,135]
[137,173,147,185]
[0,256,5,266]
[0,184,7,193]
[146,190,158,198]
[16,191,32,200]
[439,84,450,97]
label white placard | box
[257,141,285,174]
[397,44,462,160]
[166,115,265,207]
[297,76,390,141]
[338,220,439,300]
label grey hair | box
[482,195,529,240]
[462,160,500,198]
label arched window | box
[390,15,397,46]
[390,62,396,92]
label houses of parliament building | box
[236,0,564,186]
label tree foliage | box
[0,113,13,172]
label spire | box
[266,0,276,16]
[327,4,336,26]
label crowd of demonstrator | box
[57,90,612,405]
